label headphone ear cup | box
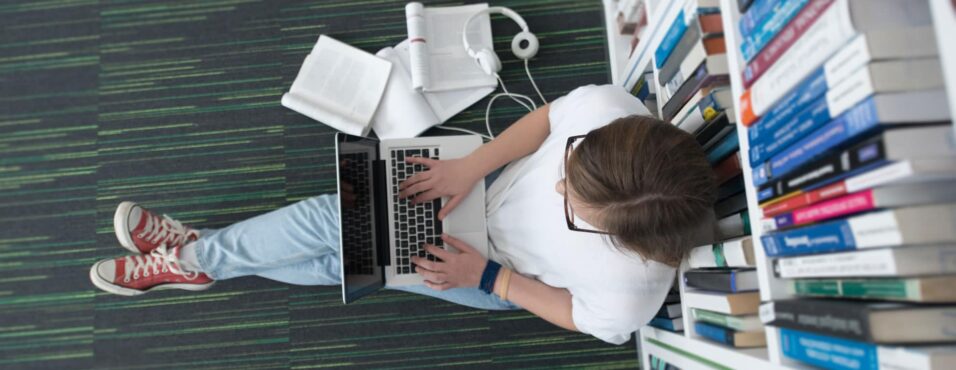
[475,49,502,75]
[511,31,539,60]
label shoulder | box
[549,85,650,134]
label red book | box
[742,0,835,89]
[761,181,847,217]
[713,152,742,185]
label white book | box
[405,2,497,92]
[659,302,683,318]
[282,35,391,136]
[371,40,495,139]
[683,290,760,315]
[743,0,934,120]
[663,47,728,100]
[878,345,956,370]
[775,244,956,278]
[824,58,944,121]
[845,158,956,194]
[688,236,755,268]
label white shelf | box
[639,326,783,370]
[929,0,956,140]
[603,0,637,85]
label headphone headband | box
[462,6,530,58]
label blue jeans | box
[193,194,519,311]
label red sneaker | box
[90,245,214,296]
[114,201,199,254]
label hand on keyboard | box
[412,234,486,291]
[398,156,481,220]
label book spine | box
[740,2,856,126]
[768,300,871,342]
[761,218,858,257]
[655,9,688,69]
[717,211,751,239]
[742,0,834,89]
[650,317,679,331]
[685,271,735,292]
[792,278,916,301]
[706,131,739,165]
[740,0,810,62]
[779,328,877,370]
[776,244,956,278]
[659,20,704,87]
[749,93,833,165]
[757,131,889,204]
[762,181,847,217]
[753,96,879,186]
[693,308,735,329]
[694,322,735,345]
[696,113,732,146]
[714,152,742,184]
[774,189,875,228]
[717,177,744,200]
[737,0,773,38]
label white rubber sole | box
[114,201,140,253]
[89,262,214,296]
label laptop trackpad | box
[442,231,489,258]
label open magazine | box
[281,35,391,136]
[372,40,495,139]
[405,2,497,92]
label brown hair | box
[566,115,717,267]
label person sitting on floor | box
[88,85,716,345]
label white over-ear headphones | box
[435,5,547,142]
[462,6,539,76]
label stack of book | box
[684,237,765,348]
[630,70,658,117]
[649,354,681,370]
[650,288,684,333]
[653,0,735,163]
[733,0,956,368]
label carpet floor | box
[0,1,637,368]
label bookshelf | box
[606,0,956,368]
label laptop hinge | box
[372,159,391,267]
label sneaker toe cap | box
[95,259,118,282]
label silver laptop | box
[334,132,489,303]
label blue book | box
[780,328,879,370]
[650,317,683,332]
[706,130,739,165]
[655,10,688,69]
[751,97,881,186]
[749,93,833,164]
[739,0,809,62]
[761,217,859,257]
[738,0,775,39]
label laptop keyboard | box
[391,147,443,275]
[340,152,375,275]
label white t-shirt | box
[485,84,676,344]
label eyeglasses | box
[563,135,608,234]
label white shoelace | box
[123,245,200,283]
[137,213,198,247]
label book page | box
[370,46,440,139]
[289,35,391,128]
[392,40,495,122]
[407,3,497,92]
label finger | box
[411,190,441,205]
[441,234,477,254]
[399,172,430,191]
[415,266,448,282]
[405,156,438,167]
[398,179,435,199]
[423,280,450,291]
[340,182,354,193]
[343,192,357,204]
[437,194,465,220]
[411,256,445,272]
[425,244,456,260]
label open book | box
[405,2,497,92]
[281,35,391,136]
[372,40,495,139]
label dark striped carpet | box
[0,1,637,368]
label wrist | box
[463,149,496,179]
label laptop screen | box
[335,133,384,303]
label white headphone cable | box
[524,59,547,105]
